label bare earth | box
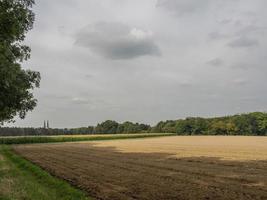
[14,136,267,200]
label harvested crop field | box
[14,136,267,200]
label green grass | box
[0,145,90,200]
[0,133,175,144]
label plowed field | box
[14,136,267,200]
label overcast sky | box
[9,0,267,128]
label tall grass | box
[0,133,175,144]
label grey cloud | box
[232,78,249,85]
[228,37,259,48]
[70,97,120,112]
[71,97,90,105]
[179,82,193,87]
[157,0,211,16]
[43,94,70,100]
[9,0,267,128]
[209,32,229,40]
[240,96,257,102]
[84,74,94,79]
[75,22,161,60]
[210,22,265,42]
[207,58,224,67]
[230,63,250,70]
[219,19,232,25]
[237,25,265,35]
[58,26,66,35]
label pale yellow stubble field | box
[90,136,267,160]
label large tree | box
[0,0,40,124]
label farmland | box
[0,133,174,144]
[14,136,267,200]
[0,145,89,200]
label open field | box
[92,135,267,161]
[0,146,89,200]
[13,136,267,200]
[0,133,174,144]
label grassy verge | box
[0,145,90,200]
[0,133,175,144]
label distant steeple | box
[47,120,49,129]
[44,120,46,129]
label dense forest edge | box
[1,112,267,136]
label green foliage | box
[0,133,174,145]
[0,121,151,136]
[0,0,40,123]
[152,112,267,136]
[94,120,151,134]
[117,121,150,133]
[162,120,176,133]
[210,121,227,135]
[1,112,267,137]
[95,120,119,134]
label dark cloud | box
[75,22,161,60]
[157,0,211,16]
[228,37,259,48]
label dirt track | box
[14,136,267,200]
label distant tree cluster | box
[152,112,267,136]
[0,121,151,136]
[1,112,267,136]
[95,120,151,134]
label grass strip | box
[0,133,175,144]
[0,145,90,200]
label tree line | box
[152,112,267,136]
[0,112,267,136]
[0,121,151,136]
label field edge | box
[0,145,91,200]
[0,133,175,144]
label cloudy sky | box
[10,0,267,128]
